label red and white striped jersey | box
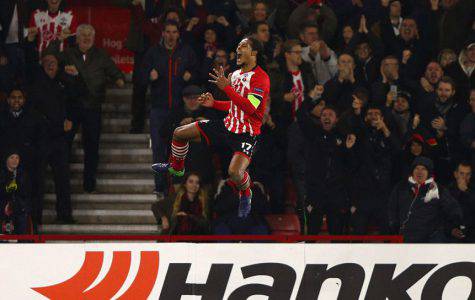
[223,66,270,136]
[290,70,304,120]
[29,9,77,55]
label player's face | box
[236,38,253,66]
[184,174,200,195]
[320,108,337,131]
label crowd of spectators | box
[0,0,475,243]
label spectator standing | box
[0,150,30,234]
[299,22,338,85]
[388,156,465,243]
[350,105,401,234]
[28,53,75,224]
[323,53,361,112]
[51,24,125,192]
[298,105,357,234]
[460,89,475,166]
[445,40,475,104]
[448,162,475,242]
[141,20,197,196]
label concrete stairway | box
[40,86,161,235]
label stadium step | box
[40,224,160,235]
[42,209,156,224]
[40,86,161,235]
[45,178,155,194]
[44,193,156,210]
[71,148,153,163]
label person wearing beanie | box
[0,149,31,234]
[388,156,465,242]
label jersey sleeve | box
[212,100,231,111]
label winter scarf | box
[408,177,439,203]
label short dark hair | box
[250,21,268,34]
[438,76,456,90]
[456,161,472,169]
[322,105,339,117]
[163,20,180,31]
[283,39,301,53]
[8,86,25,98]
[382,55,399,63]
[299,21,319,35]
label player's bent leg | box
[152,122,202,176]
[228,153,253,218]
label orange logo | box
[32,251,159,299]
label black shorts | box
[195,119,258,160]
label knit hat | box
[411,156,434,175]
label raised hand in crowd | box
[352,95,364,115]
[358,15,369,34]
[309,85,324,100]
[430,0,440,11]
[59,28,73,41]
[183,71,192,82]
[284,92,297,102]
[346,134,357,149]
[412,113,421,130]
[0,55,7,66]
[431,116,447,137]
[375,115,391,137]
[197,92,215,107]
[186,17,200,32]
[216,16,230,27]
[65,65,79,76]
[150,68,159,81]
[402,50,412,65]
[386,90,397,107]
[64,119,73,132]
[420,77,434,93]
[27,27,38,42]
[116,78,125,88]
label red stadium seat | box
[265,214,301,235]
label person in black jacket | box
[298,103,357,234]
[349,104,401,234]
[27,53,76,224]
[445,40,475,104]
[323,53,362,113]
[141,20,198,195]
[460,89,475,168]
[417,76,470,184]
[0,149,30,234]
[388,156,465,243]
[49,24,125,193]
[448,162,475,242]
